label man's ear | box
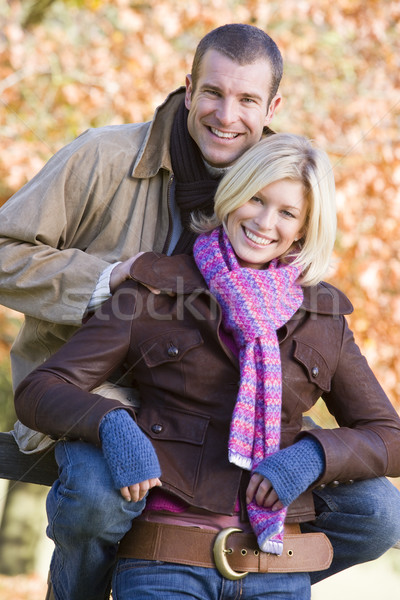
[185,74,193,110]
[264,93,282,127]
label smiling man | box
[109,24,283,287]
[185,48,281,168]
[1,23,400,600]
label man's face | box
[185,49,281,168]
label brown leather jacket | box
[14,253,400,522]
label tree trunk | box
[0,481,49,575]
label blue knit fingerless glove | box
[99,409,161,489]
[254,436,325,507]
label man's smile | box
[210,127,240,139]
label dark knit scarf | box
[169,100,221,255]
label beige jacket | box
[0,88,185,450]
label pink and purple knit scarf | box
[193,227,304,554]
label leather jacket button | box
[167,344,179,357]
[330,480,340,487]
[151,424,163,434]
[311,366,319,378]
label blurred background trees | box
[0,0,399,590]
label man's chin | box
[202,151,240,169]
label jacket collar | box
[301,282,353,316]
[130,253,353,317]
[131,87,186,179]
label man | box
[1,24,399,600]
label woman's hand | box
[120,477,162,502]
[246,473,284,512]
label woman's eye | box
[282,210,295,218]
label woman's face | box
[225,179,307,269]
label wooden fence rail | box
[0,431,57,486]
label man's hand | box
[120,477,162,502]
[110,253,175,296]
[110,253,162,295]
[246,473,284,512]
[109,253,146,293]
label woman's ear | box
[295,226,307,243]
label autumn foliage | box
[0,0,399,413]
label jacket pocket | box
[293,339,331,393]
[138,405,209,498]
[139,329,203,367]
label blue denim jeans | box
[112,560,311,600]
[47,441,146,600]
[47,440,400,599]
[301,476,400,584]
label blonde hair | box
[192,133,336,286]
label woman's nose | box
[255,207,276,230]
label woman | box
[15,134,400,600]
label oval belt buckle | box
[213,527,249,580]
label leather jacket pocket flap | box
[139,329,203,368]
[293,340,331,392]
[140,405,209,445]
[139,406,209,498]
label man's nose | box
[215,98,237,126]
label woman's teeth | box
[244,228,274,246]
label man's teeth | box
[211,128,238,139]
[245,228,274,246]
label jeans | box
[112,560,311,600]
[47,440,400,599]
[301,476,400,584]
[47,441,146,600]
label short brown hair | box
[191,24,283,103]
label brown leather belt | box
[118,520,333,580]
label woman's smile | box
[242,226,276,247]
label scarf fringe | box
[258,537,284,556]
[228,451,252,471]
[257,520,285,555]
